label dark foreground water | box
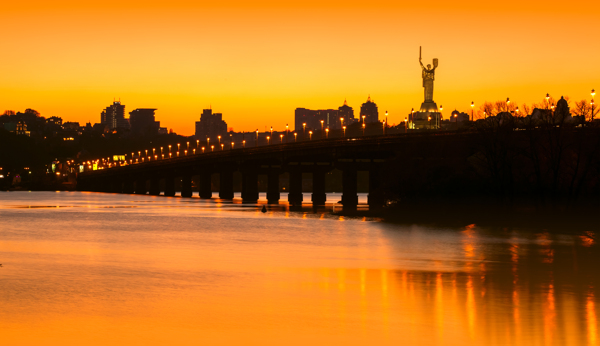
[0,191,598,345]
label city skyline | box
[3,0,598,135]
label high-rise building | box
[360,95,379,123]
[129,108,160,136]
[195,109,228,142]
[101,101,129,130]
[294,99,356,132]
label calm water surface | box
[0,191,598,345]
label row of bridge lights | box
[100,115,395,169]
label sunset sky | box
[3,0,599,135]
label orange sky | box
[2,0,599,135]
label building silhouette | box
[294,99,356,132]
[129,108,164,136]
[195,108,228,142]
[360,95,379,123]
[101,101,129,131]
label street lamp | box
[202,147,205,153]
[302,123,306,140]
[309,131,312,140]
[177,143,180,151]
[362,122,365,136]
[340,117,344,129]
[471,101,474,121]
[270,126,273,138]
[546,93,550,109]
[592,89,596,122]
[320,120,324,138]
[193,149,196,154]
[362,115,366,124]
[404,117,408,133]
[196,140,199,148]
[410,108,414,130]
[326,128,329,138]
[211,145,214,152]
[294,132,297,142]
[428,116,432,129]
[243,140,246,148]
[267,136,270,145]
[342,126,346,137]
[221,143,224,151]
[385,110,388,135]
[256,130,259,147]
[231,142,234,150]
[454,112,458,129]
[184,150,187,156]
[169,153,172,159]
[506,98,511,112]
[186,142,189,150]
[217,136,221,147]
[280,134,284,143]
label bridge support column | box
[181,172,193,198]
[199,172,212,199]
[111,178,122,193]
[267,172,280,204]
[164,175,175,197]
[149,176,160,196]
[311,170,327,207]
[341,168,358,210]
[242,170,259,202]
[219,170,234,199]
[368,168,385,209]
[135,177,147,195]
[123,178,134,194]
[288,170,303,206]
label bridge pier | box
[368,168,385,209]
[219,170,234,199]
[149,176,160,196]
[111,178,122,193]
[288,170,303,206]
[341,168,358,210]
[266,172,280,204]
[241,170,259,202]
[123,178,135,194]
[181,172,193,198]
[164,175,175,197]
[311,170,327,207]
[199,172,212,199]
[135,177,147,195]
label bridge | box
[77,132,466,210]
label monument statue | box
[419,46,438,104]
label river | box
[0,191,598,345]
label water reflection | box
[0,191,598,345]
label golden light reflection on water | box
[0,192,599,345]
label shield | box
[433,58,438,68]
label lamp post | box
[340,117,344,130]
[177,143,180,151]
[267,136,270,145]
[196,140,199,149]
[186,142,189,150]
[217,136,221,147]
[385,111,388,135]
[256,130,259,147]
[592,89,596,123]
[410,108,414,130]
[207,138,210,149]
[168,145,171,154]
[202,147,205,153]
[294,132,297,142]
[471,102,474,121]
[211,145,214,152]
[309,131,312,140]
[184,150,187,156]
[362,122,365,136]
[320,120,324,139]
[404,117,408,133]
[326,128,329,138]
[286,124,289,143]
[440,105,443,129]
[546,93,550,109]
[231,142,234,150]
[270,126,273,138]
[454,112,458,129]
[342,126,346,137]
[506,98,511,113]
[280,134,284,143]
[243,140,246,148]
[302,123,306,140]
[362,115,366,124]
[428,116,432,129]
[221,143,224,151]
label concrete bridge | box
[77,132,463,210]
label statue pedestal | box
[420,101,438,113]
